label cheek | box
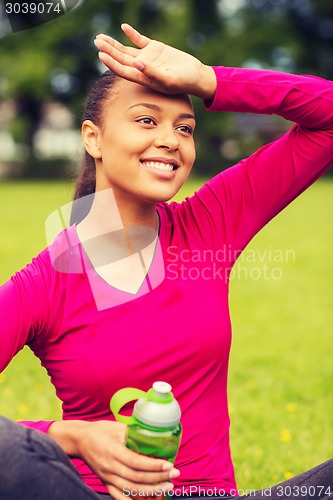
[185,141,196,167]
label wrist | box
[195,65,217,101]
[48,420,90,457]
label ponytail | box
[70,70,120,225]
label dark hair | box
[70,70,120,225]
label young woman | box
[0,23,332,500]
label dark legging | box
[0,416,331,500]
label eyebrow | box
[128,102,196,121]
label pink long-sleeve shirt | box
[1,66,333,495]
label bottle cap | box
[134,382,180,428]
[153,381,172,394]
[110,381,181,428]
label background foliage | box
[0,0,333,176]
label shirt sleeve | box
[183,66,333,265]
[1,254,57,433]
[0,252,53,373]
[18,420,55,433]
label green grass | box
[0,177,332,490]
[0,180,74,421]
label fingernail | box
[133,60,145,71]
[162,462,173,471]
[169,468,180,479]
[162,483,174,491]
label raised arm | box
[95,25,333,256]
[196,66,333,255]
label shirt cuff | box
[18,420,56,434]
[204,66,226,111]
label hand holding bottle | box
[48,419,179,500]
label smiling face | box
[83,78,196,209]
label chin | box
[141,196,172,205]
[140,186,182,204]
[145,192,179,204]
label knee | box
[0,415,22,442]
[0,416,68,463]
[0,416,26,457]
[0,415,13,434]
[0,416,27,491]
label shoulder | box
[10,226,79,307]
[11,246,53,289]
[7,226,80,341]
[11,226,75,283]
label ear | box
[82,120,102,159]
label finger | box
[98,52,150,85]
[110,460,180,484]
[107,484,131,500]
[95,33,138,58]
[118,447,175,474]
[121,23,151,49]
[95,38,136,68]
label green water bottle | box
[110,381,182,463]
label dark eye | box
[177,125,193,135]
[137,117,156,125]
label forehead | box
[106,79,194,114]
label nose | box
[154,125,179,151]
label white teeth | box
[142,161,174,171]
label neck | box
[116,197,159,231]
[77,187,159,238]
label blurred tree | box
[233,0,333,77]
[0,0,332,177]
[0,0,126,176]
